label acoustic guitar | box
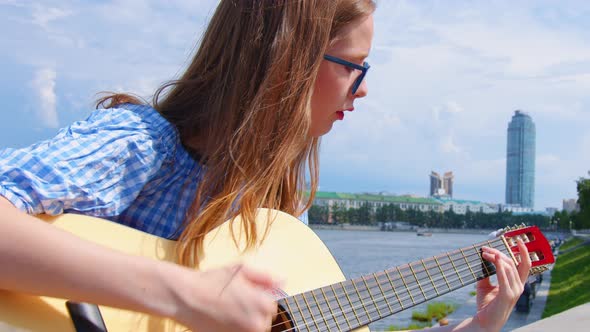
[0,209,554,332]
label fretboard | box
[278,237,509,332]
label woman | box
[0,1,529,331]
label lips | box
[336,107,354,120]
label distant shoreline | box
[309,223,496,235]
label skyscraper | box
[430,171,454,198]
[505,110,536,208]
[443,171,454,198]
[430,171,442,196]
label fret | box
[282,297,301,331]
[330,284,353,330]
[340,282,364,326]
[397,266,416,305]
[421,259,439,296]
[499,237,519,264]
[350,279,371,323]
[447,251,465,286]
[319,287,342,332]
[300,293,320,330]
[307,289,328,331]
[361,275,384,318]
[384,270,405,310]
[408,262,427,301]
[373,272,395,314]
[483,241,498,276]
[472,244,490,279]
[292,294,312,331]
[460,248,477,282]
[434,255,452,292]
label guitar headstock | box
[501,224,555,275]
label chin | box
[310,125,333,137]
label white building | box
[436,198,500,215]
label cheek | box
[310,73,334,136]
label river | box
[312,229,495,331]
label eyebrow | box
[349,54,369,64]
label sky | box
[1,0,589,211]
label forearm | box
[0,198,181,319]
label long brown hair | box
[97,0,376,267]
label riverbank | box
[513,235,590,331]
[310,223,497,235]
[541,236,590,318]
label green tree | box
[552,210,571,231]
[357,201,374,225]
[308,205,329,224]
[331,202,348,224]
[576,175,590,229]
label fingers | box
[516,238,532,283]
[239,264,282,289]
[476,275,493,289]
[481,246,524,299]
[226,265,278,332]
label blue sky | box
[1,0,589,211]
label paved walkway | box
[502,267,552,331]
[513,302,590,332]
[511,235,590,331]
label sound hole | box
[271,303,294,332]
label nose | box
[353,78,368,98]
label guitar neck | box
[279,237,508,332]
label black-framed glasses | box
[323,54,370,95]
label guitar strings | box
[277,251,497,332]
[273,237,504,321]
[273,238,503,329]
[272,239,513,331]
[276,232,533,332]
[277,240,504,332]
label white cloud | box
[440,134,462,154]
[31,5,72,30]
[3,0,590,209]
[31,67,59,128]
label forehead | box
[328,14,374,58]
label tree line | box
[309,172,590,231]
[308,202,552,230]
[553,174,590,230]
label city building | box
[312,192,442,219]
[563,198,580,213]
[430,171,454,198]
[311,191,504,220]
[545,207,558,217]
[436,197,500,214]
[501,204,534,213]
[430,171,442,196]
[443,172,454,198]
[505,110,536,208]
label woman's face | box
[309,14,374,137]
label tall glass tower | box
[505,110,536,208]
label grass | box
[542,238,590,318]
[558,237,584,251]
[387,322,432,331]
[387,302,457,331]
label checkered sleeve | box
[0,107,169,216]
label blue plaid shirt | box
[0,104,202,239]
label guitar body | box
[0,209,370,332]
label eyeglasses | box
[323,54,370,95]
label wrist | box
[154,262,211,326]
[130,259,189,320]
